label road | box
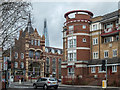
[7,82,120,90]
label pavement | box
[9,81,120,90]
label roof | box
[88,57,120,65]
[64,10,93,18]
[102,10,119,21]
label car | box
[33,77,58,89]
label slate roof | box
[88,57,120,65]
[102,10,119,21]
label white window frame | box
[93,37,98,45]
[113,49,117,57]
[69,25,74,31]
[93,52,98,59]
[83,38,86,42]
[112,65,117,72]
[92,24,97,31]
[104,50,109,58]
[91,67,96,73]
[68,67,74,76]
[98,66,106,73]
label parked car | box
[33,77,58,89]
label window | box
[58,59,61,77]
[52,58,56,74]
[15,62,18,68]
[31,40,33,45]
[38,40,40,46]
[69,25,74,31]
[104,51,109,58]
[82,25,86,29]
[45,48,48,53]
[21,53,24,59]
[83,38,86,42]
[35,40,37,46]
[68,39,76,48]
[91,67,96,73]
[46,57,49,73]
[98,66,106,72]
[52,49,55,53]
[21,62,24,68]
[69,25,74,34]
[58,50,61,54]
[15,52,18,59]
[29,50,34,58]
[68,53,76,61]
[93,38,98,45]
[112,65,117,72]
[68,67,74,76]
[93,52,98,59]
[73,39,76,47]
[35,51,40,59]
[93,24,97,30]
[104,37,112,43]
[113,49,117,57]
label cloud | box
[31,2,118,48]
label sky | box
[31,1,119,49]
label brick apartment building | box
[6,15,63,82]
[62,10,93,84]
[62,10,120,86]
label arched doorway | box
[28,62,41,77]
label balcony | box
[101,27,120,37]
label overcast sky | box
[31,2,118,49]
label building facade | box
[62,9,120,86]
[9,15,63,82]
[89,10,120,86]
[62,10,93,84]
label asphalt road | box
[7,87,120,90]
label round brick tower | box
[62,10,93,84]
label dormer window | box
[52,49,55,53]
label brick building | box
[9,15,63,82]
[89,10,120,86]
[62,9,120,86]
[62,10,93,84]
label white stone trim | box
[90,31,101,36]
[67,33,90,37]
[76,64,87,67]
[88,63,120,67]
[68,36,76,40]
[67,47,90,50]
[61,65,67,68]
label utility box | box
[102,80,106,88]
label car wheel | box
[33,84,37,89]
[43,84,48,90]
[54,86,58,89]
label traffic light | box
[102,60,106,71]
[7,60,11,69]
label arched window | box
[29,50,34,58]
[35,51,40,59]
[15,62,18,68]
[46,57,49,73]
[52,49,55,53]
[21,62,24,68]
[52,58,56,73]
[21,53,24,59]
[15,52,18,59]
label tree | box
[0,1,32,50]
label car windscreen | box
[49,78,56,81]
